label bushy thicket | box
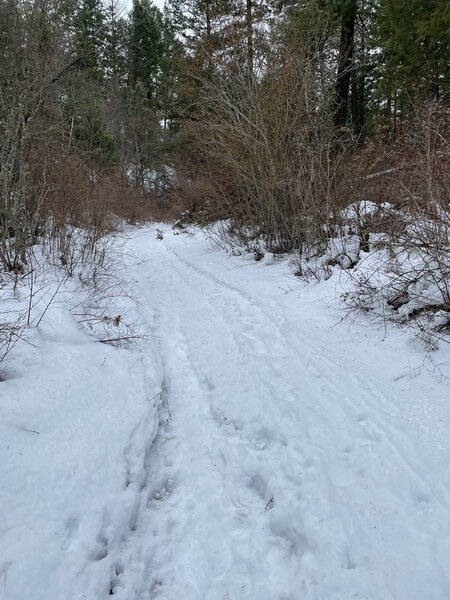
[0,0,179,362]
[165,0,448,344]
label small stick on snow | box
[97,335,141,344]
[265,497,274,511]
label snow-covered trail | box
[120,225,450,600]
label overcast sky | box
[121,0,166,14]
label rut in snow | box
[109,225,450,600]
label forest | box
[1,0,448,245]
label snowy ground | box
[1,223,450,600]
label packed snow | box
[1,223,450,600]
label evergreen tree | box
[165,0,235,75]
[377,0,450,103]
[73,0,106,81]
[158,16,184,127]
[128,0,163,102]
[331,0,357,127]
[348,0,379,134]
[104,0,128,83]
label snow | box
[0,241,163,600]
[2,223,450,599]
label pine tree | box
[377,0,450,104]
[104,0,128,83]
[227,0,271,74]
[158,17,183,127]
[165,0,234,75]
[332,0,357,127]
[128,0,163,103]
[73,0,106,81]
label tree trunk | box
[205,2,213,76]
[334,0,357,128]
[246,0,253,74]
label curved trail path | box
[117,225,450,600]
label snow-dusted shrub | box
[341,205,449,350]
[0,229,139,369]
[293,233,363,281]
[0,267,32,365]
[0,314,25,365]
[69,235,140,346]
[341,100,449,346]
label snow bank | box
[0,237,162,600]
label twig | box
[34,274,70,328]
[97,335,141,344]
[20,427,40,434]
[264,497,274,511]
[27,270,34,326]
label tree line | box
[0,0,448,266]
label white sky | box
[122,0,166,14]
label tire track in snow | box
[165,240,450,514]
[165,234,450,595]
[127,239,323,599]
[119,228,450,600]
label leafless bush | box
[342,99,450,346]
[177,28,354,255]
[0,313,26,364]
[0,0,76,270]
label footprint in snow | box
[60,516,79,552]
